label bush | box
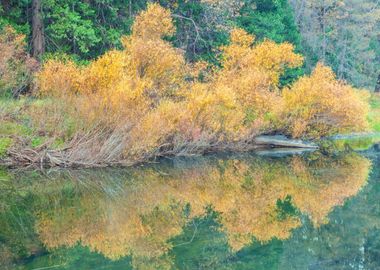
[35,4,370,163]
[0,26,38,97]
[282,63,370,138]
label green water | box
[1,149,379,269]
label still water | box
[1,150,379,269]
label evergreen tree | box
[236,0,305,85]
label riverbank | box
[0,4,374,169]
[0,94,378,168]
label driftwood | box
[254,135,318,149]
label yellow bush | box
[38,59,80,97]
[36,4,370,161]
[122,37,186,99]
[131,3,175,40]
[38,4,186,127]
[208,29,298,136]
[128,100,186,158]
[221,29,303,85]
[185,82,247,140]
[282,63,370,138]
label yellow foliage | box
[121,36,186,99]
[36,4,370,158]
[38,59,80,97]
[185,82,247,139]
[128,100,186,157]
[250,40,303,85]
[282,63,370,138]
[76,50,127,95]
[131,3,175,40]
[221,29,303,85]
[230,28,255,47]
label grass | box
[369,94,380,132]
[331,136,380,151]
[0,98,51,155]
[0,138,13,157]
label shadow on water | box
[0,150,379,269]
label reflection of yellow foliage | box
[35,153,370,262]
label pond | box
[0,148,379,269]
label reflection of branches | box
[172,220,199,247]
[31,153,370,261]
[31,264,66,270]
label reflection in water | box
[0,152,375,269]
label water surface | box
[1,150,379,269]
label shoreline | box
[0,135,319,169]
[1,133,379,169]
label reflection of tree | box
[279,154,380,270]
[0,170,43,269]
[33,153,370,264]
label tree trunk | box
[32,0,45,60]
[375,74,380,93]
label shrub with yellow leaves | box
[128,100,186,159]
[282,63,370,138]
[131,3,175,40]
[35,4,370,164]
[38,59,80,97]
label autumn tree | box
[289,0,380,89]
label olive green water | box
[1,149,379,270]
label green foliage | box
[0,1,30,37]
[165,0,229,63]
[0,0,142,59]
[238,0,302,46]
[43,0,101,57]
[0,137,12,157]
[237,0,305,85]
[0,0,302,68]
[31,136,45,148]
[369,95,380,132]
[276,195,298,221]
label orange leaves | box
[38,59,80,97]
[36,4,369,157]
[251,40,303,85]
[282,63,370,138]
[122,36,186,98]
[131,3,175,40]
[230,28,255,47]
[221,28,303,85]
